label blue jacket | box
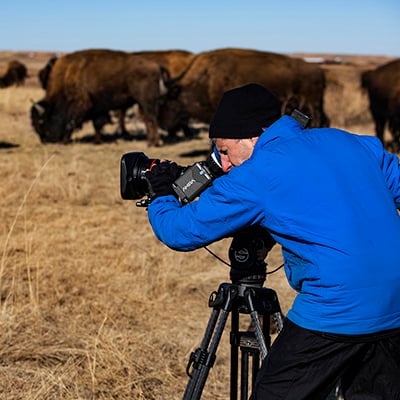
[147,115,400,334]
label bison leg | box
[389,128,400,154]
[388,106,400,153]
[145,117,162,147]
[92,114,112,144]
[369,101,387,146]
[115,110,128,135]
[374,116,386,146]
[61,130,73,144]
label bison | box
[31,49,173,146]
[158,48,330,133]
[0,60,27,88]
[361,58,400,152]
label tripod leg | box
[273,311,284,333]
[245,289,268,359]
[230,307,239,400]
[240,350,249,400]
[183,284,236,400]
[251,352,260,389]
[239,350,260,400]
[231,308,260,400]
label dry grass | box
[0,52,393,399]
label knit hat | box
[209,83,281,139]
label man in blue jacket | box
[145,83,400,399]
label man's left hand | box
[145,161,181,201]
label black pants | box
[250,319,400,400]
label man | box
[145,83,400,399]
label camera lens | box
[120,152,155,200]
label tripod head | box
[228,226,276,287]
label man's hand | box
[145,161,181,201]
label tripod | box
[183,228,283,400]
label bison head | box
[30,100,73,143]
[157,96,190,135]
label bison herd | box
[1,48,399,150]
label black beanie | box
[209,83,281,139]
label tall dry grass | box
[0,54,385,399]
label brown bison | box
[31,49,173,146]
[0,60,28,88]
[361,59,400,151]
[158,48,330,132]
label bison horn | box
[159,77,168,96]
[33,103,46,115]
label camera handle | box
[182,282,283,400]
[136,198,152,207]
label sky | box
[1,0,399,57]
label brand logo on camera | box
[182,179,197,192]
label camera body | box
[120,151,223,205]
[172,152,222,203]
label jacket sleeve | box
[358,135,400,207]
[147,168,262,251]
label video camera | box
[120,151,223,206]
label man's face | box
[213,137,259,173]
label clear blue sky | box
[2,0,399,56]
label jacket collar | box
[256,115,305,147]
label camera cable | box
[203,246,284,275]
